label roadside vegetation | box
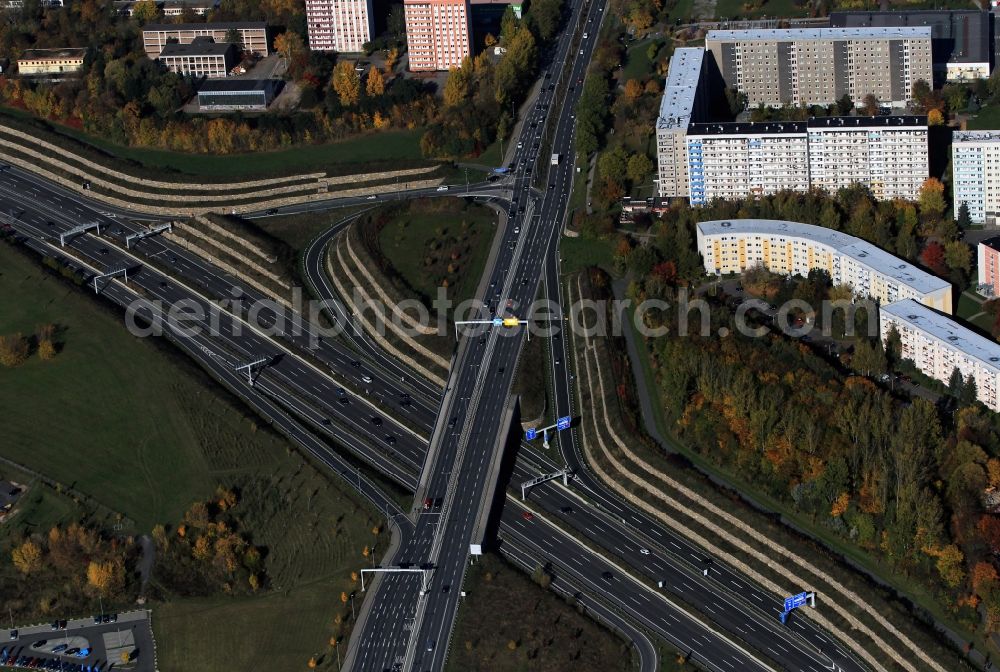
[446,553,635,672]
[0,241,377,669]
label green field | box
[0,241,378,667]
[559,235,615,275]
[965,103,1000,131]
[622,38,670,83]
[446,554,634,672]
[377,199,498,307]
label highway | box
[0,8,870,669]
[0,132,868,672]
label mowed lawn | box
[0,243,379,668]
[0,245,240,530]
[377,199,498,307]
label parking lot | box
[1,611,154,672]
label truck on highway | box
[551,153,560,166]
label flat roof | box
[198,78,276,93]
[159,39,236,57]
[656,48,704,131]
[830,10,990,64]
[688,120,807,136]
[145,21,266,31]
[706,26,932,41]
[806,115,927,129]
[697,219,952,295]
[980,237,1000,253]
[18,48,87,60]
[882,298,1000,370]
[954,130,1000,143]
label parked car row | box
[1,645,109,671]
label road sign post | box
[780,591,815,624]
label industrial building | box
[143,21,269,58]
[305,0,373,52]
[881,299,1000,411]
[705,27,933,108]
[16,48,86,76]
[695,219,953,313]
[196,79,281,110]
[158,37,239,78]
[403,0,471,71]
[830,10,993,82]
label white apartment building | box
[686,122,811,204]
[952,131,1000,225]
[305,0,373,52]
[143,22,269,58]
[881,298,1000,411]
[655,48,706,199]
[807,116,929,201]
[404,0,471,72]
[696,219,953,313]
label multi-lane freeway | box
[0,4,876,669]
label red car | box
[522,511,534,521]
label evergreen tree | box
[957,202,973,229]
[961,374,979,407]
[948,366,965,398]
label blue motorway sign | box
[783,592,809,612]
[525,428,537,441]
[492,317,503,327]
[556,415,572,431]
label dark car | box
[385,435,396,445]
[338,397,350,405]
[447,417,458,429]
[371,416,382,426]
[32,640,48,648]
[601,571,613,581]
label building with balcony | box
[403,0,471,71]
[881,299,1000,411]
[830,10,992,82]
[143,21,268,58]
[655,47,708,199]
[305,0,373,52]
[952,130,1000,225]
[695,219,953,313]
[979,237,1000,297]
[705,27,933,108]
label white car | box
[639,548,650,555]
[436,186,449,192]
[366,195,377,200]
[583,32,589,38]
[362,375,373,384]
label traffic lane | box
[498,504,774,672]
[515,471,843,672]
[498,538,659,672]
[0,180,444,425]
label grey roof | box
[882,298,1000,370]
[688,120,807,136]
[953,130,1000,143]
[697,219,951,296]
[830,10,990,65]
[145,21,266,31]
[706,26,932,42]
[159,38,237,57]
[806,115,927,129]
[656,47,703,131]
[19,48,87,60]
[198,78,277,93]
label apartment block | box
[305,0,373,52]
[686,122,810,204]
[655,48,708,199]
[143,22,269,58]
[979,238,1000,297]
[404,0,471,71]
[881,299,1000,411]
[952,131,1000,225]
[831,10,992,82]
[705,27,933,108]
[807,116,928,201]
[158,38,239,78]
[696,219,953,313]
